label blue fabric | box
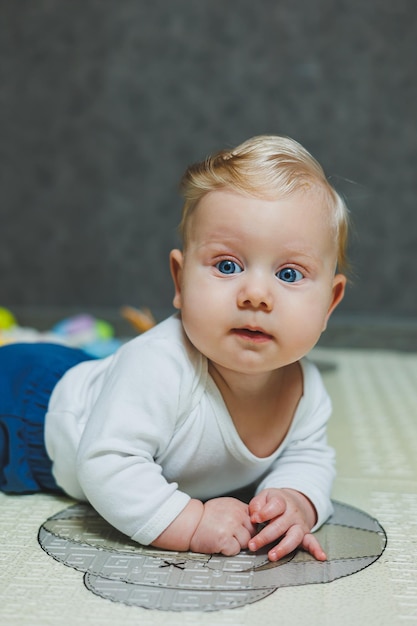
[0,342,93,494]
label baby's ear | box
[169,249,184,310]
[323,273,346,330]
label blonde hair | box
[179,135,349,273]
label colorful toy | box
[51,314,121,357]
[0,306,155,356]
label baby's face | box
[170,188,345,379]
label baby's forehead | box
[186,189,338,257]
[182,185,339,256]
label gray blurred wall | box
[1,1,416,323]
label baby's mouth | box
[232,327,273,343]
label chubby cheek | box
[180,267,224,314]
[287,295,330,342]
[180,306,216,358]
[179,282,227,349]
[181,288,219,330]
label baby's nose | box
[237,275,273,311]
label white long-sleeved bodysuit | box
[45,315,335,545]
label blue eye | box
[277,267,303,283]
[216,260,243,274]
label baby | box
[0,135,348,562]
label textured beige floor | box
[1,347,417,625]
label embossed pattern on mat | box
[36,500,386,611]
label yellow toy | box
[0,307,17,330]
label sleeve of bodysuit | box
[75,334,202,545]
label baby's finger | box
[301,532,327,561]
[218,534,246,556]
[248,492,266,516]
[266,525,305,562]
[232,526,256,551]
[249,495,286,524]
[248,516,288,552]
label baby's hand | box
[247,488,327,562]
[190,497,257,556]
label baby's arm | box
[248,488,327,561]
[152,497,256,556]
[151,499,205,551]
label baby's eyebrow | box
[276,242,324,261]
[195,239,241,253]
[282,250,319,262]
[283,251,324,269]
